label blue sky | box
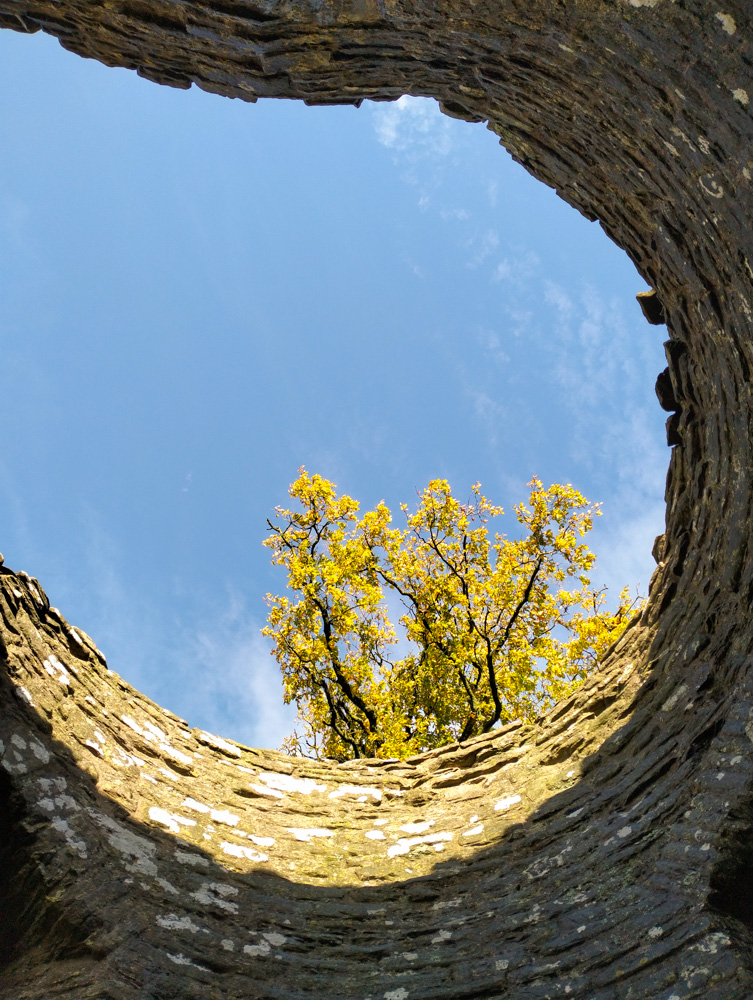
[0,27,668,748]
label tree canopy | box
[263,469,641,761]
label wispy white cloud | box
[370,96,462,210]
[464,228,499,269]
[543,280,573,318]
[493,249,541,287]
[186,602,296,750]
[371,96,454,157]
[589,501,665,601]
[41,509,296,751]
[459,376,508,453]
[476,327,510,367]
[434,244,667,604]
[535,280,667,598]
[440,207,470,222]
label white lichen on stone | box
[121,715,193,767]
[431,929,452,944]
[38,792,79,814]
[243,932,285,957]
[165,746,194,766]
[661,684,688,712]
[462,824,484,837]
[715,11,736,33]
[263,931,287,947]
[220,841,269,863]
[495,958,510,970]
[244,941,269,957]
[90,809,158,876]
[222,939,235,951]
[247,783,284,799]
[328,784,382,801]
[732,89,749,106]
[51,816,88,858]
[44,655,71,686]
[175,850,210,867]
[15,686,34,706]
[37,775,63,793]
[699,176,724,199]
[400,820,434,835]
[211,808,240,827]
[384,989,409,1000]
[166,952,210,971]
[183,797,210,814]
[249,834,275,847]
[287,827,335,842]
[198,730,242,757]
[694,932,731,954]
[387,832,453,858]
[494,794,522,811]
[190,881,239,913]
[148,807,197,833]
[122,715,145,736]
[258,772,327,796]
[157,913,204,933]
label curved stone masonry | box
[1,0,753,997]
[3,563,750,1000]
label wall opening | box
[0,27,668,757]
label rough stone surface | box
[1,0,753,997]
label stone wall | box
[1,0,753,996]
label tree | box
[263,469,642,761]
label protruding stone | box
[652,533,666,564]
[655,367,678,411]
[636,290,666,325]
[666,411,682,446]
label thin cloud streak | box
[371,95,454,157]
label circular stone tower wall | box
[1,1,753,997]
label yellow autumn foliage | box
[263,469,643,761]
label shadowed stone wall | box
[0,1,752,997]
